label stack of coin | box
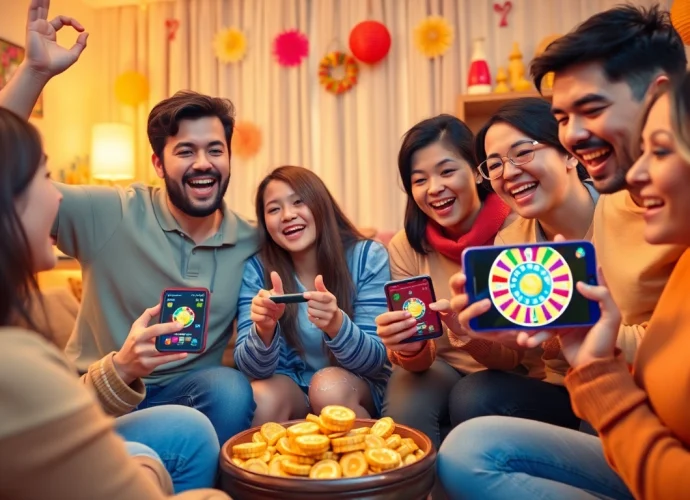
[230,405,426,479]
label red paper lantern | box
[349,21,391,64]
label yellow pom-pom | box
[114,71,149,107]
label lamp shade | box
[90,123,135,180]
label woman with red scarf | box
[375,114,517,452]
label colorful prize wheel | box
[172,306,196,328]
[488,246,573,327]
[402,297,426,319]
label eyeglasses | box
[478,140,541,180]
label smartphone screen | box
[463,241,600,331]
[156,289,210,352]
[385,277,443,342]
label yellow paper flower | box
[414,16,453,58]
[214,27,247,63]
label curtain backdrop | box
[93,0,671,231]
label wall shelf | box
[456,90,553,132]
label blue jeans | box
[116,405,219,492]
[137,366,255,445]
[437,416,633,500]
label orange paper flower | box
[232,121,262,159]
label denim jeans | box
[136,366,255,445]
[449,370,580,430]
[437,416,633,500]
[116,405,219,492]
[383,360,464,450]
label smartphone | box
[155,288,211,353]
[269,293,308,304]
[462,241,600,332]
[384,275,444,343]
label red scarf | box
[425,193,511,262]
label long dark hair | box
[475,97,589,181]
[255,166,364,352]
[398,114,491,255]
[0,108,46,331]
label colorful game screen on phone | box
[157,290,209,351]
[464,242,598,330]
[386,278,443,339]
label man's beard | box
[163,168,230,218]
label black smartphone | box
[269,293,308,304]
[155,288,210,353]
[462,241,601,331]
[384,275,444,343]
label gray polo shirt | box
[52,183,258,385]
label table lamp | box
[90,123,135,182]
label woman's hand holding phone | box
[375,311,425,355]
[252,271,287,346]
[113,304,187,385]
[448,272,553,350]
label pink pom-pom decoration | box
[273,29,309,67]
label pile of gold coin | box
[230,405,426,479]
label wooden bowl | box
[220,419,436,500]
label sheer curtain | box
[93,0,670,230]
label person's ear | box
[565,155,578,171]
[152,154,165,179]
[644,73,670,103]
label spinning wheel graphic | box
[172,306,195,328]
[488,246,573,327]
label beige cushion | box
[29,288,80,351]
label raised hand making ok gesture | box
[25,0,88,78]
[1,0,88,118]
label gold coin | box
[295,434,330,453]
[281,459,312,476]
[287,421,321,439]
[370,417,395,439]
[232,441,267,459]
[364,434,386,449]
[243,458,269,475]
[321,405,356,427]
[260,422,287,446]
[364,447,401,470]
[309,459,343,479]
[385,434,401,449]
[339,451,368,477]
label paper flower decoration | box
[232,121,262,159]
[114,71,149,106]
[273,29,309,67]
[214,27,247,63]
[414,16,453,58]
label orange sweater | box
[565,248,690,500]
[592,191,684,362]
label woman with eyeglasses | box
[437,98,597,432]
